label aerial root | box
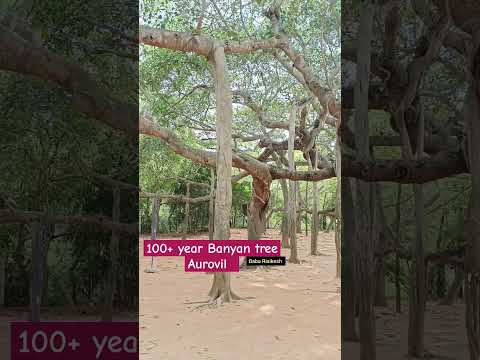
[191,291,253,311]
[311,251,329,256]
[192,297,222,311]
[230,291,243,301]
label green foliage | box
[139,0,340,234]
[1,1,138,309]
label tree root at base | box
[191,293,255,311]
[310,251,329,256]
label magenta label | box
[144,240,280,257]
[11,322,138,360]
[144,239,281,272]
[184,254,239,272]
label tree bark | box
[102,186,120,321]
[182,184,190,240]
[374,262,387,307]
[321,192,328,231]
[465,34,480,358]
[0,210,136,234]
[30,220,46,322]
[395,184,402,313]
[435,211,446,299]
[440,268,464,305]
[352,3,376,358]
[146,198,160,273]
[208,168,215,240]
[280,179,290,248]
[466,274,480,360]
[374,185,387,307]
[140,192,210,204]
[304,182,308,236]
[309,152,319,255]
[335,118,341,277]
[296,184,302,233]
[207,45,237,303]
[247,177,271,241]
[408,103,426,357]
[0,252,5,307]
[287,106,299,264]
[0,24,138,137]
[39,224,53,307]
[342,178,358,341]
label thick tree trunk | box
[288,181,299,263]
[309,153,319,255]
[30,221,46,322]
[310,182,319,254]
[280,179,289,248]
[434,211,446,299]
[465,37,480,357]
[374,185,387,307]
[408,184,427,356]
[102,187,120,321]
[207,45,237,303]
[296,184,302,233]
[151,198,159,239]
[466,274,480,360]
[242,177,271,270]
[208,168,215,240]
[0,253,5,307]
[182,184,190,240]
[146,198,160,273]
[440,268,464,305]
[395,184,402,313]
[321,192,328,232]
[335,121,341,277]
[342,178,358,341]
[352,178,376,360]
[13,225,27,306]
[247,177,270,241]
[374,261,387,307]
[41,226,52,306]
[304,182,308,236]
[353,3,376,358]
[335,217,341,276]
[408,104,426,357]
[287,106,299,264]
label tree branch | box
[0,25,137,137]
[0,210,137,234]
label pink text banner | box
[143,239,281,272]
[144,240,281,257]
[11,321,138,360]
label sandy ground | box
[343,302,468,359]
[1,229,469,359]
[139,229,341,360]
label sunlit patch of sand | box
[139,230,340,360]
[259,304,275,315]
[249,282,266,287]
[273,283,290,289]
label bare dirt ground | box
[343,302,468,359]
[139,229,341,360]
[1,229,468,359]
